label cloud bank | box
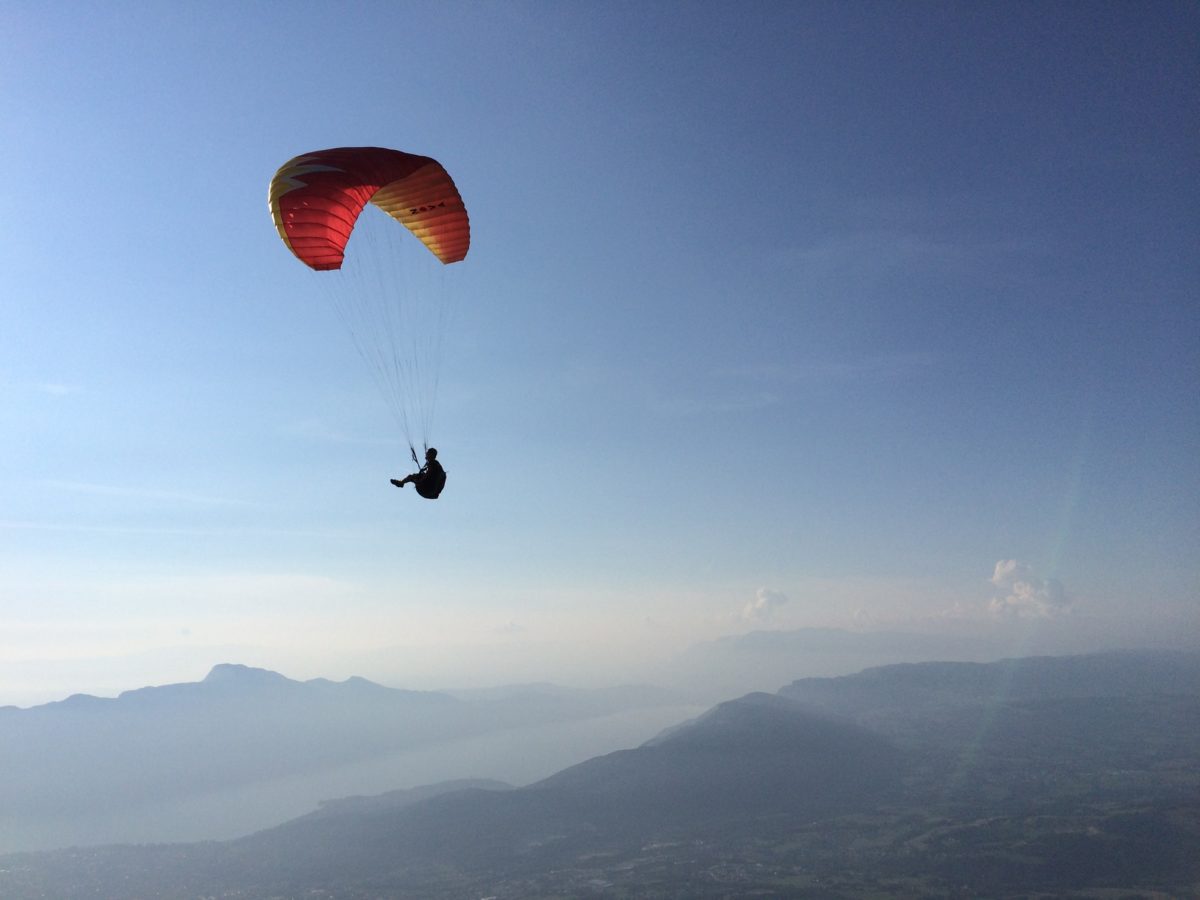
[743,587,789,623]
[989,560,1070,618]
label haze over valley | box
[2,649,1196,898]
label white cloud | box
[988,560,1070,618]
[742,587,789,623]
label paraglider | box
[391,447,447,499]
[268,147,469,499]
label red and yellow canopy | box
[268,147,469,270]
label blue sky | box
[2,1,1197,705]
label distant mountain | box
[529,692,902,829]
[779,649,1200,723]
[663,626,999,700]
[0,664,462,816]
[0,663,689,852]
[238,691,900,869]
[0,691,903,896]
[299,778,514,822]
[203,650,1200,889]
[2,651,1198,898]
[778,650,1200,815]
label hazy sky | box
[3,2,1197,705]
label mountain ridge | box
[1,650,1197,897]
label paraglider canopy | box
[268,146,469,270]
